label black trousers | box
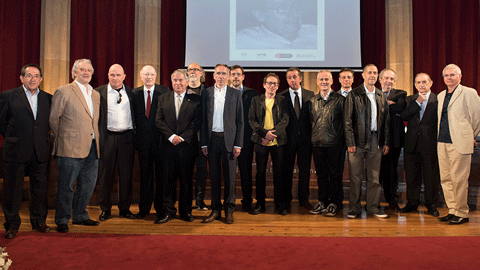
[2,150,48,230]
[312,145,344,206]
[98,130,135,212]
[208,133,237,214]
[194,148,207,202]
[162,142,195,216]
[283,140,312,205]
[238,139,255,206]
[404,151,440,207]
[254,144,284,209]
[379,146,402,204]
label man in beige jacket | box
[437,64,480,225]
[49,59,101,233]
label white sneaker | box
[374,210,389,218]
[309,201,327,215]
[325,203,338,217]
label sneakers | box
[309,202,327,215]
[347,210,358,219]
[373,210,389,218]
[325,203,338,217]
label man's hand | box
[201,147,208,157]
[265,130,277,141]
[416,93,426,104]
[348,146,356,153]
[387,100,395,105]
[261,138,270,146]
[171,135,183,146]
[233,148,241,159]
[383,145,390,155]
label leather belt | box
[212,132,224,137]
[108,129,133,135]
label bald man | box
[95,64,136,221]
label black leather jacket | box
[249,94,289,146]
[310,91,345,147]
[344,85,390,149]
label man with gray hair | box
[437,64,480,225]
[50,59,101,233]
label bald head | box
[108,64,126,89]
[140,65,157,88]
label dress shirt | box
[75,79,95,139]
[23,85,39,120]
[107,83,133,132]
[364,84,377,132]
[340,88,351,97]
[321,90,332,101]
[212,84,227,132]
[168,91,186,143]
[289,88,303,108]
[143,85,154,112]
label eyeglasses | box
[187,68,201,73]
[117,92,122,104]
[265,82,279,86]
[24,74,41,79]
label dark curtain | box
[413,0,480,94]
[70,0,136,88]
[160,0,386,93]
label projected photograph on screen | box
[230,0,324,62]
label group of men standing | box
[2,60,480,239]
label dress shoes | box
[438,214,456,222]
[56,224,69,233]
[400,204,418,213]
[119,210,136,219]
[278,209,288,216]
[73,219,100,226]
[448,216,469,225]
[180,214,195,222]
[225,213,234,224]
[154,213,175,224]
[99,211,112,221]
[201,212,221,223]
[32,223,51,233]
[4,227,18,239]
[242,204,252,212]
[427,207,440,217]
[299,201,314,210]
[250,204,266,215]
[388,202,400,211]
[135,212,149,219]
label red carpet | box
[1,232,480,269]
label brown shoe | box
[32,223,51,233]
[225,213,234,224]
[4,227,18,239]
[201,211,220,223]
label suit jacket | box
[240,86,258,145]
[201,85,244,151]
[385,88,406,148]
[0,86,52,163]
[132,84,169,148]
[155,91,202,152]
[249,94,289,146]
[401,92,438,155]
[437,84,480,154]
[49,81,100,158]
[279,88,314,146]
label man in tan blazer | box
[437,64,480,225]
[49,59,101,233]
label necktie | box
[420,101,426,120]
[176,95,181,119]
[146,90,151,117]
[294,91,301,119]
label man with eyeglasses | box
[131,65,168,220]
[436,64,480,225]
[94,64,136,222]
[236,0,317,49]
[186,63,209,211]
[200,64,243,224]
[0,64,52,239]
[50,59,101,233]
[229,65,258,212]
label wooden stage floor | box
[4,200,480,237]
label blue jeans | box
[55,142,99,225]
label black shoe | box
[119,210,136,219]
[242,204,252,212]
[4,227,18,239]
[154,213,175,224]
[250,204,265,215]
[135,212,149,219]
[278,209,288,216]
[427,207,440,217]
[400,203,418,213]
[448,216,469,225]
[201,212,221,223]
[195,200,208,211]
[438,214,456,222]
[32,223,51,233]
[56,224,69,233]
[180,214,194,222]
[72,219,100,226]
[388,202,400,211]
[299,201,314,210]
[99,211,112,221]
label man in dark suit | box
[279,67,314,213]
[0,64,51,239]
[154,69,201,224]
[131,65,168,219]
[229,65,258,212]
[201,64,243,224]
[95,64,136,221]
[378,69,406,211]
[400,73,440,216]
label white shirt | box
[212,84,227,132]
[289,87,303,108]
[107,83,133,132]
[321,90,332,101]
[364,84,377,132]
[143,85,154,112]
[168,91,186,143]
[340,88,351,97]
[23,85,38,120]
[75,80,95,139]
